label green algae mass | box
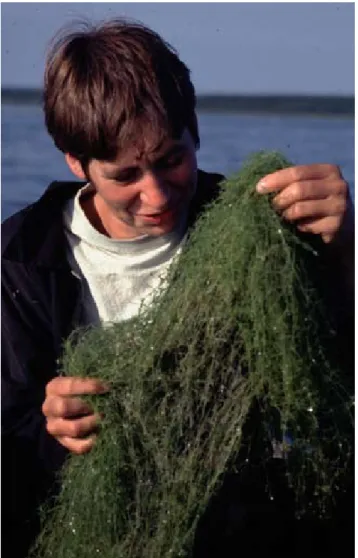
[32,152,353,558]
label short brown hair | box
[44,18,199,166]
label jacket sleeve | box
[1,263,69,558]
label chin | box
[138,213,181,236]
[145,222,176,237]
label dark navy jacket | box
[2,171,353,558]
[2,181,84,558]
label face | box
[66,129,198,239]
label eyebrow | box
[102,144,185,179]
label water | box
[1,104,354,221]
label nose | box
[140,171,170,210]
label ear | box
[65,153,87,180]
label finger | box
[46,413,101,439]
[297,216,340,241]
[281,198,345,223]
[272,181,346,212]
[46,376,110,397]
[256,164,341,194]
[42,395,93,419]
[57,435,97,455]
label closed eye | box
[155,151,185,171]
[105,146,186,184]
[112,167,141,184]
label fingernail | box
[256,180,267,193]
[99,383,111,393]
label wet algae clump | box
[32,152,353,558]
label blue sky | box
[1,2,354,94]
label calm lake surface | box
[2,103,354,221]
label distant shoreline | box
[2,88,354,116]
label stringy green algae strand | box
[32,151,353,558]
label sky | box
[1,2,355,95]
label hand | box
[42,377,109,454]
[256,164,353,244]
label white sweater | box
[63,184,188,325]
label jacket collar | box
[2,181,85,269]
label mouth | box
[138,208,176,225]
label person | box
[2,18,354,558]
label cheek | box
[186,152,198,185]
[102,186,138,211]
[173,156,198,191]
